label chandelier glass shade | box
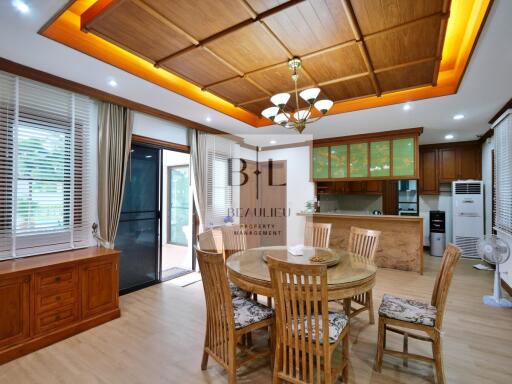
[261,58,334,133]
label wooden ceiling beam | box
[154,0,306,67]
[341,0,381,96]
[364,12,449,42]
[373,56,439,74]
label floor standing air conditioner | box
[452,181,484,258]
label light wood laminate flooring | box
[1,255,511,384]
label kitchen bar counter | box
[298,212,424,273]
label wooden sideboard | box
[0,247,120,364]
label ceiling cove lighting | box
[12,0,29,14]
[445,134,454,140]
[261,58,333,134]
[453,114,465,120]
[403,103,412,111]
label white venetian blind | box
[494,111,512,236]
[0,71,94,259]
[206,135,234,227]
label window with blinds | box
[494,111,512,236]
[0,71,94,259]
[205,137,233,228]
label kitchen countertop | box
[297,212,423,222]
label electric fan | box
[477,235,512,308]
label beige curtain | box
[189,129,208,230]
[97,102,134,248]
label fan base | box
[483,295,512,308]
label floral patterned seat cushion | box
[232,297,273,330]
[298,311,349,344]
[229,282,251,299]
[378,294,437,327]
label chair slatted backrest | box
[195,247,235,369]
[304,222,332,248]
[268,257,330,384]
[347,226,381,261]
[430,244,461,328]
[221,224,247,259]
[197,229,222,253]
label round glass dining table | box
[226,246,377,302]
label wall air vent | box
[454,182,482,195]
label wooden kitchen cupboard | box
[419,142,481,194]
[0,247,120,364]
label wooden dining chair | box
[268,257,350,384]
[196,247,274,384]
[221,224,247,260]
[304,222,332,248]
[374,244,461,384]
[197,229,249,299]
[346,226,381,324]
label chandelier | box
[261,58,333,134]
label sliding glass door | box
[168,165,189,246]
[116,144,160,292]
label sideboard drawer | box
[35,267,77,293]
[35,290,77,315]
[34,304,78,335]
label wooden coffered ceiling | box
[40,0,493,127]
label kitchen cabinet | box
[419,148,438,194]
[316,181,383,196]
[312,146,329,179]
[438,145,481,182]
[312,128,421,181]
[419,142,481,194]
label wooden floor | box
[1,255,511,384]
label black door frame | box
[119,143,161,295]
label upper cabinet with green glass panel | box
[330,145,347,178]
[312,133,418,181]
[312,146,329,179]
[349,143,368,178]
[392,138,416,177]
[370,141,390,177]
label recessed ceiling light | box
[270,140,277,144]
[453,114,464,120]
[12,0,29,14]
[402,103,412,111]
[108,79,118,87]
[445,134,454,140]
[205,116,212,122]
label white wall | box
[132,112,188,145]
[258,146,315,245]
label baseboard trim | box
[0,309,120,365]
[501,278,512,297]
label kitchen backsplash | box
[319,195,383,213]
